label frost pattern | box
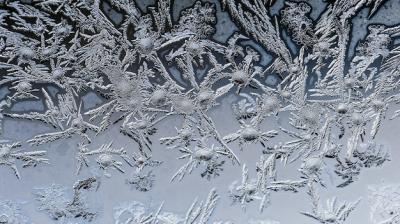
[0,0,399,223]
[0,200,29,224]
[34,177,100,223]
[0,140,48,178]
[114,188,218,224]
[369,183,400,224]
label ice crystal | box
[114,188,219,224]
[34,177,99,222]
[228,164,269,212]
[172,139,228,182]
[301,182,361,224]
[0,140,48,178]
[126,170,155,192]
[76,141,132,177]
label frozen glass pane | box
[0,0,400,223]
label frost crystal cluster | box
[0,0,400,223]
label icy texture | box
[0,0,400,223]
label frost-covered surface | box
[1,0,400,223]
[368,183,400,224]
